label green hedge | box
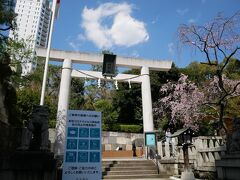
[119,124,143,133]
[102,124,143,133]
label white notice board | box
[62,110,102,180]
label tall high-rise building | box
[9,0,52,75]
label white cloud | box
[77,34,86,41]
[81,2,149,49]
[151,16,159,24]
[176,8,189,16]
[168,42,174,56]
[131,50,139,58]
[188,14,201,24]
[188,18,196,23]
[69,42,80,51]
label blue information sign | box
[145,132,156,146]
[62,110,102,180]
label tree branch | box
[229,81,240,96]
[221,47,240,72]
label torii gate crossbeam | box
[36,48,172,155]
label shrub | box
[102,123,143,133]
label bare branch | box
[200,62,217,66]
[221,47,240,71]
[203,103,218,111]
[216,70,228,97]
[229,81,240,96]
[226,94,240,100]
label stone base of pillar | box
[0,151,57,180]
[181,169,195,180]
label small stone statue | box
[229,117,240,152]
[19,105,50,151]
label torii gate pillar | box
[141,66,154,132]
[54,59,72,155]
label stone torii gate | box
[36,48,172,155]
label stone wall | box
[49,129,144,151]
[0,84,8,124]
[157,136,226,178]
[102,131,144,151]
[0,152,57,180]
[0,122,22,154]
[0,126,57,180]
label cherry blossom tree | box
[153,74,204,131]
[178,11,240,149]
[203,75,240,127]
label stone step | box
[102,164,115,168]
[107,170,158,175]
[111,161,154,164]
[113,163,155,167]
[110,166,156,170]
[102,160,168,179]
[113,160,153,164]
[103,174,169,179]
[102,166,157,173]
[102,161,116,165]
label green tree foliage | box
[94,99,119,130]
[80,64,120,130]
[16,88,39,126]
[0,0,32,126]
[111,69,142,126]
[16,63,61,127]
[0,0,16,31]
[0,0,16,55]
[113,82,142,125]
[112,65,180,132]
[181,61,216,85]
[181,59,240,124]
[69,78,85,110]
[151,63,180,102]
[224,58,240,80]
[84,83,118,130]
[0,0,32,71]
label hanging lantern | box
[102,54,117,77]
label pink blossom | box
[154,74,204,131]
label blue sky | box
[52,0,240,68]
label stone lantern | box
[172,128,195,180]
